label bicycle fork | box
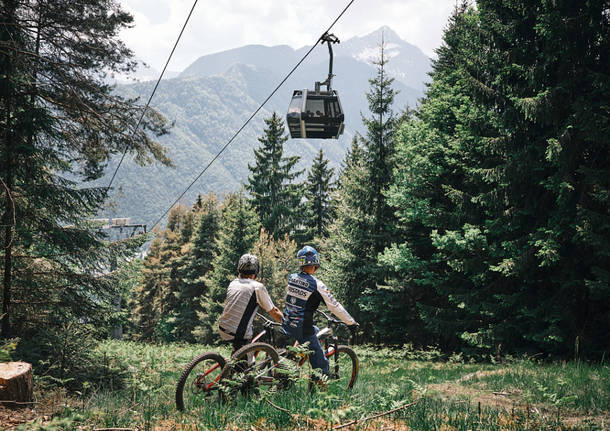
[324,337,339,378]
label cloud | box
[119,0,455,72]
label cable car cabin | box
[286,89,344,139]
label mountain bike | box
[220,310,358,395]
[175,310,358,411]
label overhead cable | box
[106,0,200,190]
[150,0,357,230]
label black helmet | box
[237,253,259,276]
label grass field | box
[8,340,609,431]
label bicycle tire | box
[176,351,226,412]
[220,342,280,398]
[327,345,359,389]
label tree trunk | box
[1,0,16,340]
[0,362,33,405]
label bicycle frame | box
[178,311,357,412]
[191,312,348,391]
[256,311,348,374]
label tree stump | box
[0,362,33,405]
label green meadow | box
[12,340,609,431]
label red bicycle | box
[175,310,358,412]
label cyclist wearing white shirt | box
[218,254,282,353]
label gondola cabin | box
[286,89,344,139]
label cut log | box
[0,362,33,405]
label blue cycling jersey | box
[282,272,355,337]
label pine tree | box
[385,1,610,357]
[154,205,191,341]
[326,143,371,320]
[326,40,400,339]
[195,193,260,343]
[131,236,164,340]
[303,149,335,241]
[131,205,187,341]
[252,229,298,305]
[472,0,609,356]
[247,112,303,238]
[381,4,494,348]
[362,37,399,255]
[0,0,171,339]
[174,194,219,342]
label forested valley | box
[0,0,608,429]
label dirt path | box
[427,368,608,428]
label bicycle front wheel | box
[176,352,226,412]
[220,342,280,398]
[326,345,358,390]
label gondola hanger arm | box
[317,32,340,92]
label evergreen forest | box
[0,0,608,429]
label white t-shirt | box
[218,278,274,340]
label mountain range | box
[100,26,432,228]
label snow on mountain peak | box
[355,42,401,63]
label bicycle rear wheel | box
[176,352,226,412]
[326,345,358,390]
[220,342,280,398]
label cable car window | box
[326,100,337,117]
[305,98,325,117]
[288,93,302,114]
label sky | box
[118,0,457,73]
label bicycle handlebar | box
[257,311,351,330]
[256,312,282,327]
[317,309,346,326]
[257,310,356,345]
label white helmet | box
[237,253,259,276]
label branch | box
[0,177,16,249]
[332,399,419,430]
[264,397,297,415]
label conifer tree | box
[131,236,164,340]
[326,142,371,319]
[195,193,260,343]
[253,229,298,305]
[174,194,219,342]
[363,38,399,254]
[385,1,610,356]
[0,0,171,339]
[157,205,188,322]
[247,113,303,238]
[381,4,492,348]
[326,41,400,338]
[303,149,335,241]
[132,205,187,341]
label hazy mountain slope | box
[181,44,299,80]
[99,26,430,227]
[102,65,355,226]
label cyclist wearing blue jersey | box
[282,246,358,376]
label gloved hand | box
[348,322,360,333]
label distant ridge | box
[180,44,298,80]
[180,26,430,91]
[101,26,431,226]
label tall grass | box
[21,340,608,431]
